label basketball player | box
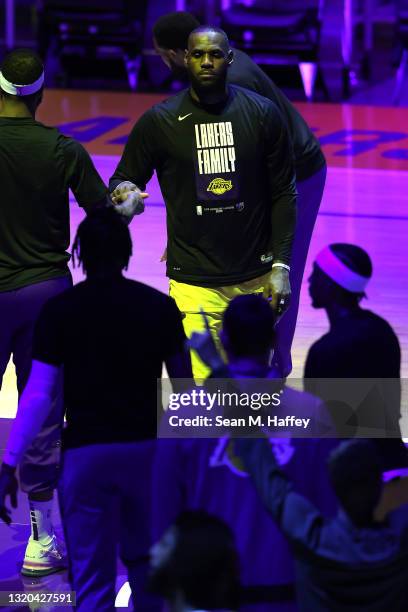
[0,209,191,610]
[152,12,327,377]
[110,27,297,379]
[305,243,408,515]
[0,48,109,575]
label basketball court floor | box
[0,90,407,608]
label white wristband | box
[272,262,290,272]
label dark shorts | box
[0,275,72,494]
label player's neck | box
[326,303,361,326]
[86,268,123,281]
[190,85,228,106]
[229,356,271,377]
[0,99,34,118]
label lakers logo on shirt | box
[207,178,233,195]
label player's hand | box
[0,463,18,525]
[160,247,167,262]
[186,309,223,370]
[111,181,149,217]
[226,439,247,474]
[111,182,149,219]
[263,267,291,317]
[110,181,138,204]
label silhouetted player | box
[0,209,192,610]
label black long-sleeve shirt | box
[236,438,408,612]
[110,86,296,287]
[0,117,107,292]
[228,49,325,181]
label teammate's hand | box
[0,463,18,526]
[114,191,149,218]
[160,247,167,262]
[186,309,223,370]
[110,181,138,204]
[226,439,247,474]
[263,267,291,317]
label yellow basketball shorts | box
[169,274,270,380]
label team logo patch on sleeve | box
[207,178,233,195]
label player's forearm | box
[3,362,58,467]
[3,390,54,467]
[109,158,148,194]
[109,157,145,193]
[269,192,297,265]
[236,438,323,549]
[235,438,292,518]
[109,174,136,193]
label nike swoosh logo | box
[178,113,193,121]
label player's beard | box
[189,72,228,101]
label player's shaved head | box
[188,27,230,53]
[185,26,233,101]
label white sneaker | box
[21,535,67,577]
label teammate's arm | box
[109,110,157,211]
[61,137,109,211]
[163,298,193,391]
[234,437,323,550]
[262,104,297,313]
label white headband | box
[316,246,370,293]
[0,70,44,96]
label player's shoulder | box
[31,119,59,133]
[148,89,190,117]
[360,308,393,328]
[230,47,268,81]
[123,278,178,308]
[54,130,89,161]
[230,84,280,116]
[359,309,400,342]
[18,118,63,143]
[307,332,333,360]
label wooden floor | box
[1,93,408,416]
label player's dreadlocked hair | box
[72,208,132,274]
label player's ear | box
[227,50,234,65]
[184,49,189,67]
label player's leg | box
[0,291,13,391]
[58,445,119,611]
[273,164,327,377]
[11,277,71,575]
[169,276,275,379]
[169,280,226,381]
[119,440,162,611]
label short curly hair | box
[1,48,43,87]
[153,12,200,50]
